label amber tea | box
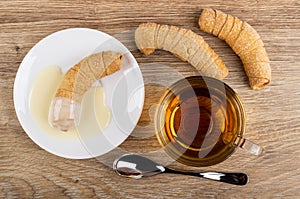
[155,76,249,167]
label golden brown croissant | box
[199,8,271,90]
[135,23,228,79]
[49,51,122,131]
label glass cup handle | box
[235,136,264,156]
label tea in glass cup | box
[155,76,263,167]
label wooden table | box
[1,0,299,198]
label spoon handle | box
[164,168,248,185]
[198,172,248,185]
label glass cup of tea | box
[155,76,264,167]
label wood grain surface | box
[1,0,300,198]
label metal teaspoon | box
[113,154,248,186]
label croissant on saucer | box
[49,51,122,131]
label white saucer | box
[14,28,144,159]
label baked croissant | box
[199,8,271,90]
[135,23,228,79]
[49,51,122,131]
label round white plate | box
[14,28,144,159]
